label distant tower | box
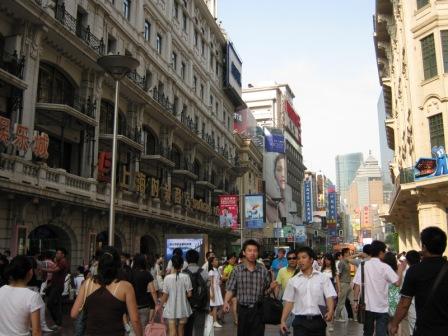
[205,0,218,18]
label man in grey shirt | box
[335,248,353,322]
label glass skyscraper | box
[335,152,364,196]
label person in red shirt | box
[42,247,69,329]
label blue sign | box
[304,180,313,223]
[327,191,337,221]
[244,194,265,229]
[414,146,448,180]
[264,128,285,153]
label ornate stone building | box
[0,0,247,266]
[375,0,448,253]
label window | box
[215,62,219,76]
[171,52,177,70]
[441,30,448,73]
[421,34,437,80]
[429,114,445,148]
[173,1,179,18]
[201,38,205,56]
[215,102,218,115]
[107,35,117,54]
[194,31,198,47]
[123,0,131,20]
[181,62,186,80]
[182,12,187,31]
[210,95,213,106]
[193,76,197,92]
[144,20,151,41]
[156,34,162,54]
[210,51,213,67]
[200,84,204,100]
[417,0,429,10]
[173,96,179,115]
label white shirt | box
[74,274,84,295]
[283,269,337,315]
[0,286,44,336]
[353,257,399,313]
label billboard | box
[244,194,265,229]
[219,195,239,230]
[233,108,257,138]
[296,225,307,243]
[414,146,448,180]
[304,180,313,223]
[225,42,242,96]
[327,189,337,222]
[264,128,287,224]
[165,234,207,262]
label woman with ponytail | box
[70,246,142,336]
[158,254,192,336]
[0,255,44,336]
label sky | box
[219,0,381,182]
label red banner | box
[285,101,302,145]
[219,195,239,230]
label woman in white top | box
[158,255,192,336]
[320,253,339,333]
[208,257,224,328]
[0,255,44,336]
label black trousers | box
[292,316,326,336]
[237,304,265,336]
[184,310,207,336]
[46,285,63,326]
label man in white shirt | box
[353,240,400,336]
[280,246,336,336]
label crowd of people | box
[0,225,447,336]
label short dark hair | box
[370,240,387,257]
[421,226,447,255]
[242,239,260,252]
[297,246,315,259]
[57,247,67,256]
[362,244,372,256]
[77,265,85,274]
[286,250,296,257]
[173,248,183,257]
[227,253,236,260]
[405,250,421,266]
[4,255,32,282]
[205,251,214,259]
[334,252,341,259]
[185,249,200,264]
[132,254,147,270]
[278,248,286,254]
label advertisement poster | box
[304,180,313,223]
[414,146,448,180]
[296,225,307,244]
[264,128,287,224]
[244,194,265,229]
[165,237,204,261]
[219,195,239,230]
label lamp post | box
[97,55,139,246]
[289,211,298,250]
[272,197,283,249]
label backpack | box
[183,268,208,311]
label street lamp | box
[97,55,139,246]
[289,211,297,250]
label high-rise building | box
[242,83,306,228]
[0,0,246,265]
[335,152,364,203]
[374,0,448,254]
[377,92,394,203]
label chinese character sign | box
[0,116,11,145]
[218,195,239,230]
[304,180,313,223]
[98,151,112,182]
[32,132,49,159]
[327,190,337,221]
[244,194,265,229]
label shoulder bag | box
[357,261,366,324]
[260,270,283,325]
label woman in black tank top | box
[70,247,143,336]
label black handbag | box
[357,261,366,324]
[260,293,283,325]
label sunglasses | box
[287,257,297,260]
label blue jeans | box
[364,311,389,336]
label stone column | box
[417,201,448,236]
[396,223,407,253]
[410,220,420,251]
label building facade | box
[0,0,246,266]
[374,0,448,253]
[335,152,364,201]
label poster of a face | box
[264,152,287,223]
[219,195,239,230]
[244,194,265,229]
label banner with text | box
[219,195,239,230]
[244,194,265,229]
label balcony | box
[231,155,250,177]
[196,173,216,189]
[55,3,105,56]
[0,50,25,80]
[127,70,147,92]
[99,125,143,151]
[141,145,175,167]
[398,167,415,185]
[36,95,97,126]
[172,160,198,180]
[152,88,175,115]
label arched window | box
[37,62,76,106]
[142,127,157,155]
[193,160,201,177]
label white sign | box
[225,42,242,96]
